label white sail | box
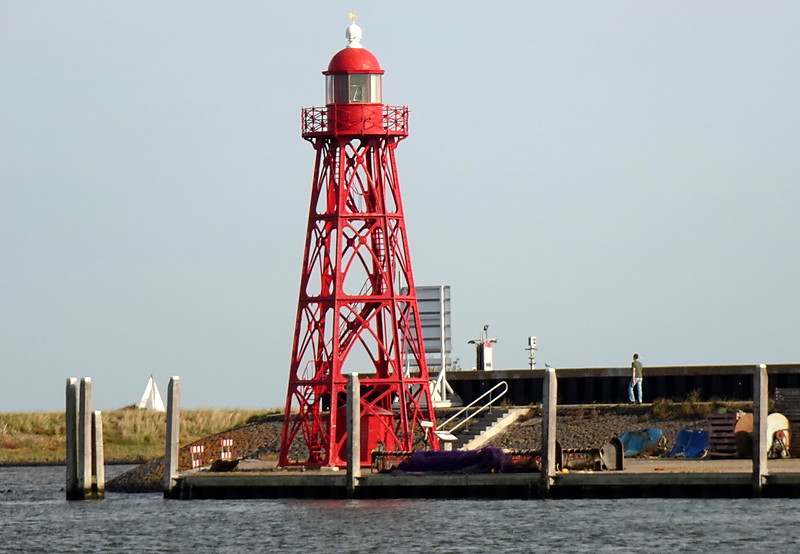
[137,375,166,412]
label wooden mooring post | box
[164,376,181,496]
[65,378,78,499]
[78,377,92,497]
[91,410,105,498]
[66,377,104,500]
[753,363,768,495]
[540,366,557,498]
[346,372,361,498]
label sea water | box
[0,465,798,553]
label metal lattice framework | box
[279,108,438,467]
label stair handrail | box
[437,381,509,436]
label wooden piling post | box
[164,376,181,496]
[65,378,79,500]
[91,410,105,499]
[752,363,768,495]
[78,377,93,499]
[346,372,361,497]
[540,366,557,497]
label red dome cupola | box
[326,47,383,74]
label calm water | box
[1,465,799,553]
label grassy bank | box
[0,408,272,465]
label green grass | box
[0,409,273,464]
[647,391,751,420]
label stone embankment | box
[106,418,286,493]
[106,407,707,493]
[487,407,705,452]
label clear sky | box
[2,2,798,412]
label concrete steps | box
[452,408,530,450]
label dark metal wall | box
[444,364,800,406]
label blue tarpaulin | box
[619,429,664,457]
[669,429,709,458]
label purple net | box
[391,447,514,474]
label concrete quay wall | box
[168,459,800,500]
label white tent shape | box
[137,375,166,412]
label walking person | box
[629,353,643,404]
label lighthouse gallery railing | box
[301,105,409,135]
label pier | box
[166,459,800,500]
[160,363,800,500]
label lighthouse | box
[279,19,439,467]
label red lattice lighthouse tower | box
[279,20,439,467]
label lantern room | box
[325,71,382,104]
[322,21,387,135]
